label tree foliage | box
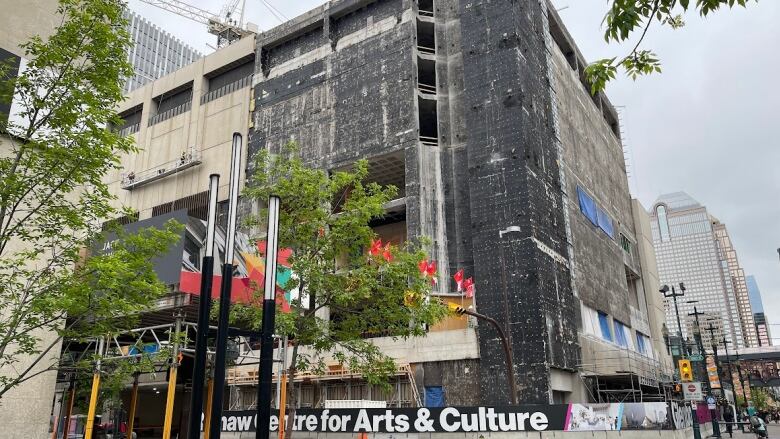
[585,0,755,93]
[237,146,448,378]
[230,146,447,433]
[0,0,181,400]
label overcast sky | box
[126,0,780,339]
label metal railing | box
[118,122,140,137]
[418,82,436,95]
[148,100,192,126]
[417,45,435,55]
[200,75,253,105]
[419,9,434,18]
[120,147,202,190]
[420,135,438,146]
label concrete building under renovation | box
[43,1,673,436]
[246,0,671,405]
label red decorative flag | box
[463,277,475,298]
[382,242,394,262]
[418,259,428,276]
[426,261,437,285]
[369,238,383,256]
[453,269,464,292]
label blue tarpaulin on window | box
[596,206,615,239]
[598,312,613,342]
[577,187,598,226]
[425,386,445,407]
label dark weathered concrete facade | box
[249,0,662,404]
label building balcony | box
[117,122,140,137]
[121,147,202,190]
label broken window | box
[416,19,435,54]
[418,96,439,142]
[417,57,436,94]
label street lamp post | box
[720,336,737,404]
[660,283,686,357]
[449,303,517,405]
[689,304,721,438]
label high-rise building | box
[713,219,758,347]
[747,275,772,346]
[122,9,202,94]
[650,192,758,349]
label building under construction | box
[46,0,675,437]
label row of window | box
[582,304,654,358]
[576,186,615,239]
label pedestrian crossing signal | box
[679,359,693,382]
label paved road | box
[727,423,780,438]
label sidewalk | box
[728,423,780,438]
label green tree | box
[233,147,447,436]
[584,0,756,93]
[0,0,181,400]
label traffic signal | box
[679,359,693,381]
[448,302,466,315]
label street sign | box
[689,354,704,361]
[707,396,717,410]
[683,382,704,401]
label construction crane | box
[138,0,254,48]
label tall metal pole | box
[722,337,737,403]
[661,284,686,357]
[464,307,517,405]
[690,306,720,437]
[209,133,243,439]
[188,174,220,439]
[256,195,281,439]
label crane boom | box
[136,0,253,48]
[137,0,216,25]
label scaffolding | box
[579,339,673,403]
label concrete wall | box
[0,0,60,58]
[550,19,634,327]
[0,4,67,436]
[631,199,673,376]
[455,0,580,405]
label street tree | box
[232,146,448,436]
[585,0,756,93]
[0,0,181,400]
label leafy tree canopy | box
[585,0,756,93]
[0,0,180,400]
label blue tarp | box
[425,386,445,407]
[577,186,598,226]
[598,312,613,342]
[596,206,615,239]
